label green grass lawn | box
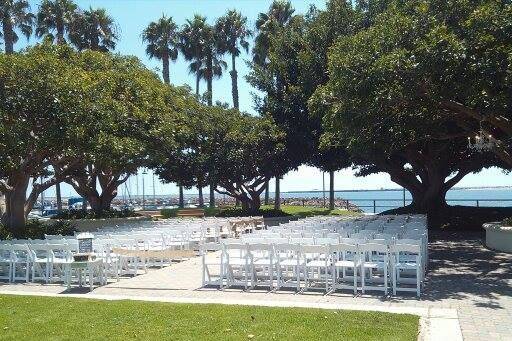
[0,295,418,341]
[161,205,361,219]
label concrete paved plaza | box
[1,232,510,340]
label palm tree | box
[253,0,295,210]
[36,0,77,45]
[180,15,208,98]
[0,0,34,54]
[215,10,251,109]
[180,15,226,207]
[253,0,294,66]
[142,15,179,85]
[68,7,118,52]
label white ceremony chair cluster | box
[0,217,262,287]
[201,214,427,297]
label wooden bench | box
[177,208,205,218]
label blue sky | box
[18,0,512,197]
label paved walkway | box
[1,232,510,340]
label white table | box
[65,258,105,291]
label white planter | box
[482,222,512,253]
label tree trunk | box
[3,17,14,54]
[178,185,184,208]
[264,180,269,205]
[3,185,28,238]
[230,54,239,109]
[209,182,215,208]
[56,182,63,212]
[56,22,65,45]
[83,189,117,214]
[274,177,281,210]
[198,183,204,207]
[206,53,213,106]
[329,170,335,210]
[195,72,200,97]
[162,54,170,84]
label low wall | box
[53,216,151,232]
[482,223,512,253]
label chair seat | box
[306,260,328,267]
[395,262,419,269]
[52,259,73,264]
[334,260,359,267]
[363,261,386,269]
[226,258,248,266]
[253,258,275,266]
[278,259,303,267]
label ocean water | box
[278,188,512,213]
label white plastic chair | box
[201,242,225,288]
[0,244,13,282]
[10,244,31,283]
[275,243,303,292]
[330,243,359,294]
[391,242,422,297]
[360,243,389,295]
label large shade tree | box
[62,53,183,214]
[0,44,99,236]
[0,0,34,54]
[142,15,179,85]
[310,0,511,220]
[36,0,77,45]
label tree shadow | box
[420,231,512,309]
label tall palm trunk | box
[230,54,239,109]
[162,52,170,84]
[56,21,65,45]
[274,177,281,210]
[195,71,200,97]
[2,17,14,54]
[329,170,335,210]
[206,52,215,206]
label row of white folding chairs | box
[201,241,422,296]
[0,243,83,283]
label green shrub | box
[0,219,77,240]
[215,208,292,218]
[501,217,512,226]
[160,208,178,218]
[51,209,140,220]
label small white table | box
[65,258,105,291]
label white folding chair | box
[360,242,389,295]
[302,244,330,293]
[391,242,422,297]
[29,244,53,283]
[10,244,31,283]
[224,243,251,290]
[0,245,13,282]
[330,243,360,295]
[201,242,225,288]
[275,243,303,292]
[248,243,275,289]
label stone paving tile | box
[1,233,511,340]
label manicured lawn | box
[0,295,418,340]
[161,205,361,219]
[265,205,362,218]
